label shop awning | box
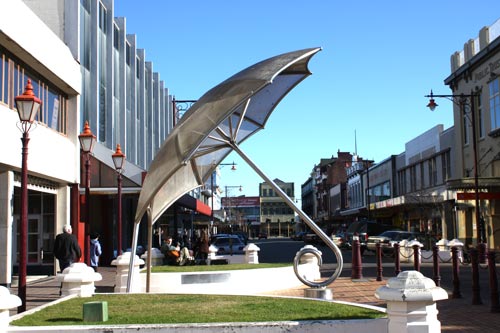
[177,194,212,217]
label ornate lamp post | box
[426,90,485,253]
[78,121,96,265]
[112,144,126,256]
[224,185,242,229]
[15,79,41,313]
[211,162,237,218]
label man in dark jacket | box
[53,224,81,272]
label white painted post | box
[208,244,218,261]
[447,239,464,263]
[55,262,102,297]
[405,239,423,264]
[141,248,164,266]
[0,286,21,328]
[297,245,321,281]
[111,252,144,293]
[244,243,260,264]
[375,270,448,333]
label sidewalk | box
[8,266,500,332]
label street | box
[251,237,498,308]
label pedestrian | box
[53,224,81,272]
[197,229,210,265]
[90,232,102,271]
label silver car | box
[212,236,246,254]
[366,230,419,253]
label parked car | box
[344,220,395,254]
[258,232,268,239]
[210,233,231,243]
[366,230,421,253]
[304,232,325,245]
[211,236,246,254]
[233,231,249,244]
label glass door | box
[15,215,42,264]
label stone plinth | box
[55,263,102,297]
[0,286,21,328]
[297,245,321,281]
[375,270,448,333]
[111,252,144,293]
[399,240,423,263]
[141,248,164,266]
[244,243,260,264]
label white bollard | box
[244,243,260,264]
[436,238,449,251]
[55,262,102,297]
[111,252,144,293]
[297,245,321,281]
[208,244,219,260]
[141,248,164,266]
[447,239,465,263]
[375,270,448,333]
[403,239,423,263]
[0,286,21,328]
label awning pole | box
[146,207,153,292]
[230,142,343,284]
[126,215,142,293]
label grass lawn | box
[11,294,385,326]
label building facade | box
[0,0,81,284]
[260,179,295,237]
[0,0,215,287]
[444,17,500,250]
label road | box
[251,237,498,307]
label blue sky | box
[115,1,500,197]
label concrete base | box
[304,288,333,300]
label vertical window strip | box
[491,79,500,130]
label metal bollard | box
[487,251,500,313]
[470,248,482,305]
[432,245,441,287]
[451,246,461,298]
[478,242,487,264]
[351,234,363,280]
[412,244,420,272]
[394,243,401,276]
[376,242,383,281]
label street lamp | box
[78,121,96,265]
[112,144,126,256]
[210,162,237,225]
[224,185,242,227]
[425,90,484,249]
[15,79,41,313]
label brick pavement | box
[8,266,500,332]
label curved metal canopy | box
[128,47,344,292]
[135,47,322,225]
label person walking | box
[53,224,81,272]
[89,232,102,271]
[197,229,210,265]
